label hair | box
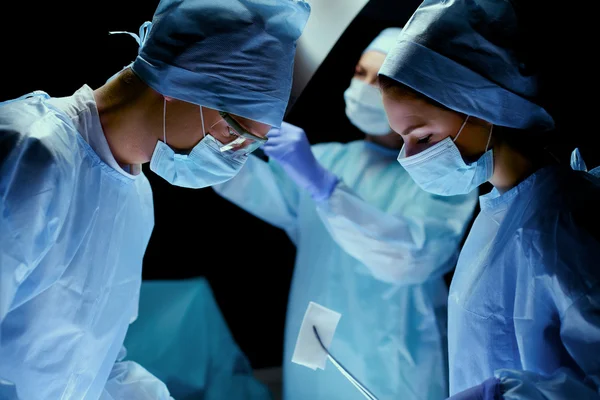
[379,74,425,100]
[378,74,452,112]
[494,125,560,166]
[378,74,560,165]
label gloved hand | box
[447,377,502,400]
[264,122,338,201]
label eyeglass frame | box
[216,111,268,154]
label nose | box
[402,141,421,158]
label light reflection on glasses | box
[209,112,268,154]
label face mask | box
[397,116,494,196]
[343,78,391,136]
[150,101,247,188]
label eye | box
[417,134,432,144]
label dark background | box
[1,0,596,370]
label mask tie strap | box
[109,21,152,48]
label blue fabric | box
[263,122,338,201]
[571,148,588,172]
[496,368,600,400]
[344,78,391,136]
[123,279,272,400]
[446,377,501,400]
[150,134,247,189]
[130,0,311,127]
[364,27,402,55]
[448,166,600,398]
[379,0,554,131]
[215,140,478,399]
[0,91,169,399]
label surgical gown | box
[449,166,600,398]
[0,88,171,399]
[214,140,478,400]
[123,278,272,400]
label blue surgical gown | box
[214,140,478,400]
[0,88,172,399]
[449,166,600,398]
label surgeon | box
[377,0,600,399]
[214,27,478,400]
[0,0,310,398]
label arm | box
[0,129,72,395]
[0,131,69,320]
[213,153,300,241]
[262,122,478,284]
[315,184,478,284]
[492,284,600,400]
[449,206,600,400]
[489,199,600,400]
[448,292,600,400]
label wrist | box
[310,168,339,202]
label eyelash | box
[417,134,432,144]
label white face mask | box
[343,78,391,136]
[150,101,247,189]
[397,116,494,196]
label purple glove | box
[264,122,338,201]
[447,378,502,400]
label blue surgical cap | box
[130,0,311,127]
[379,0,554,131]
[363,27,402,56]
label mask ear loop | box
[163,98,167,144]
[485,124,493,152]
[453,115,470,142]
[200,106,206,138]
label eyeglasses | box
[209,112,268,155]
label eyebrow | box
[401,123,426,136]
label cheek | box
[167,112,205,148]
[453,125,490,160]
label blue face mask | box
[343,78,391,136]
[397,116,494,196]
[150,103,248,189]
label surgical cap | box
[131,0,311,127]
[379,0,554,131]
[363,27,402,56]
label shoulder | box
[1,93,80,170]
[519,168,600,306]
[1,95,79,219]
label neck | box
[489,140,539,194]
[364,132,404,150]
[93,73,162,166]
